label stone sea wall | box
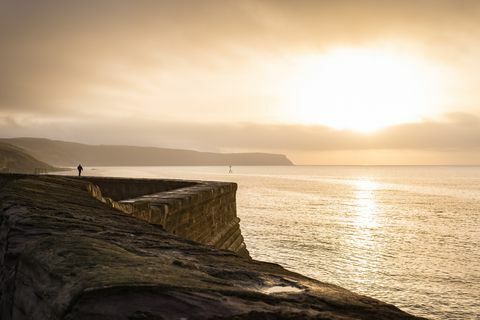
[83,176,249,258]
[0,174,423,319]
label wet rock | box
[0,174,424,320]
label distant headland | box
[0,142,62,174]
[0,137,293,167]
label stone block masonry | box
[82,176,249,258]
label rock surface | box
[0,174,424,320]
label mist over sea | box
[57,166,480,319]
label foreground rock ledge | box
[0,175,423,320]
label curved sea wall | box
[0,174,423,320]
[83,176,249,258]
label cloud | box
[1,0,480,165]
[1,0,480,114]
[1,112,479,152]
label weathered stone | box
[82,176,249,258]
[0,174,424,320]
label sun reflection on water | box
[354,179,379,228]
[343,179,383,288]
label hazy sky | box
[1,0,480,164]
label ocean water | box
[59,166,480,319]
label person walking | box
[77,164,83,177]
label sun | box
[285,47,447,132]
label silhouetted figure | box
[77,164,83,177]
[229,165,233,174]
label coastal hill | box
[0,137,293,166]
[0,143,58,173]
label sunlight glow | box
[354,179,378,228]
[286,47,448,132]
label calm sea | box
[58,166,480,319]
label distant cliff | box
[0,143,58,173]
[0,137,293,166]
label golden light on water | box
[354,179,378,228]
[344,179,382,282]
[286,47,449,132]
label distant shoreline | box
[1,137,294,166]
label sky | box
[1,0,480,164]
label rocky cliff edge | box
[0,175,424,320]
